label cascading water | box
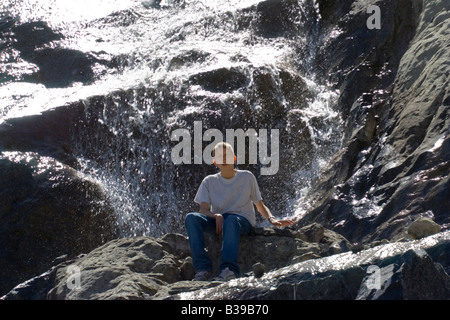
[1,0,343,238]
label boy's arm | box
[199,202,216,219]
[199,202,224,235]
[255,200,295,227]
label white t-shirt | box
[194,170,263,226]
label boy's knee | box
[223,214,240,227]
[223,214,251,234]
[185,212,201,228]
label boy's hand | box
[256,201,296,228]
[269,217,295,227]
[214,214,224,235]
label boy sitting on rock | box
[185,142,294,281]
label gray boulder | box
[407,217,441,240]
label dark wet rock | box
[0,104,84,166]
[357,247,450,300]
[252,262,266,278]
[189,67,248,93]
[252,0,308,38]
[301,0,450,243]
[24,47,98,88]
[316,0,423,110]
[1,20,102,87]
[279,69,313,109]
[7,21,64,57]
[0,152,119,296]
[0,266,57,300]
[167,50,212,71]
[316,0,354,26]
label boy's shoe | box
[213,267,236,281]
[192,270,211,281]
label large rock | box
[0,151,118,296]
[203,224,352,276]
[407,217,441,240]
[252,0,308,38]
[1,224,352,300]
[0,103,84,166]
[47,236,188,300]
[180,231,450,300]
[4,227,449,300]
[357,247,450,300]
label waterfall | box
[1,0,343,237]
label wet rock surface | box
[0,20,103,87]
[3,229,448,300]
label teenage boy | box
[185,142,295,281]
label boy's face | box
[213,147,235,167]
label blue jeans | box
[185,212,252,276]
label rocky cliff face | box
[302,0,450,244]
[1,0,449,300]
